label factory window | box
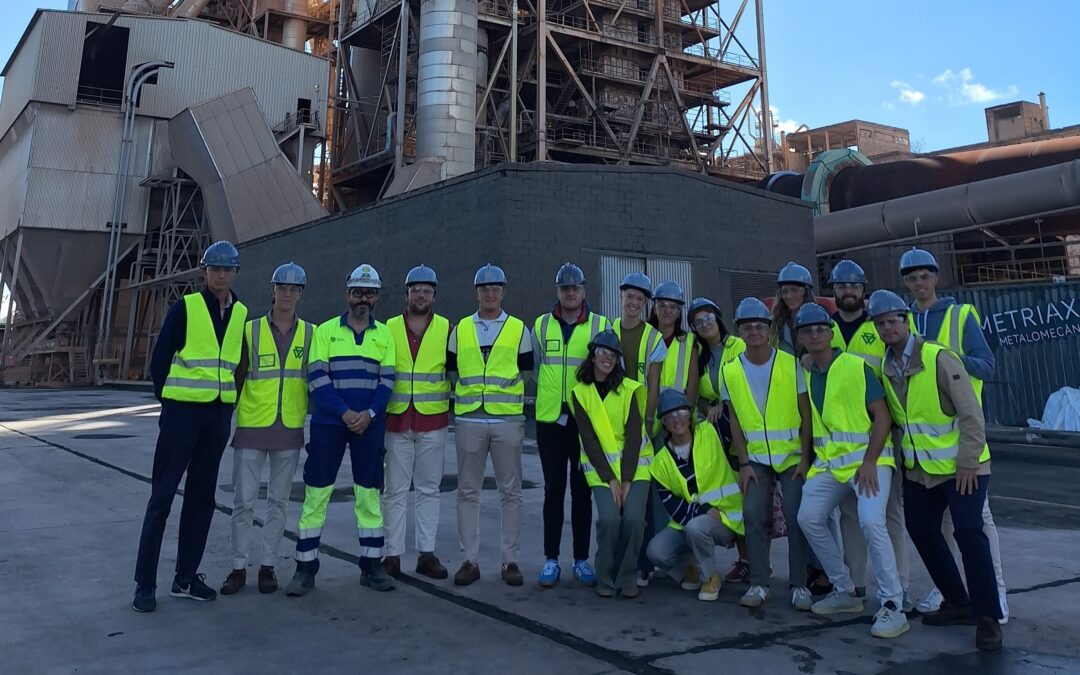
[600,254,694,329]
[77,23,129,107]
[297,98,313,125]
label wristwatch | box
[367,408,377,419]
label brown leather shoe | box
[258,566,278,594]
[220,568,246,595]
[383,556,402,578]
[416,553,449,580]
[454,561,480,586]
[501,562,524,587]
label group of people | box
[131,240,1005,652]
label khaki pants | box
[230,447,302,569]
[455,420,523,564]
[383,427,448,557]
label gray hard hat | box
[474,263,507,286]
[588,329,622,355]
[201,241,240,269]
[827,259,867,286]
[271,262,306,286]
[778,261,813,288]
[405,264,438,287]
[657,389,691,418]
[899,248,939,275]
[867,289,910,319]
[687,297,722,320]
[653,280,685,305]
[619,272,653,298]
[555,262,586,287]
[733,297,772,324]
[794,303,832,330]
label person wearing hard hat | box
[722,296,815,611]
[647,281,700,430]
[611,272,668,588]
[220,262,312,597]
[571,329,652,598]
[532,262,609,588]
[791,303,909,639]
[381,265,451,580]
[899,248,1008,622]
[826,259,913,612]
[447,264,533,587]
[133,241,248,612]
[869,289,1002,651]
[286,263,397,596]
[771,262,816,355]
[647,389,744,602]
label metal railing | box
[76,85,123,107]
[273,109,322,135]
[960,257,1080,285]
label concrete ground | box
[2,389,1078,675]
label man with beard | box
[286,264,397,595]
[382,265,451,580]
[827,260,912,612]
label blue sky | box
[1,1,1078,154]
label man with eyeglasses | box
[899,248,1007,622]
[287,263,397,596]
[792,303,909,639]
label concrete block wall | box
[235,164,815,327]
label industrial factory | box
[0,0,1078,427]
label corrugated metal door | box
[728,270,776,310]
[952,281,1080,426]
[647,258,693,331]
[600,254,645,319]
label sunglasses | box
[349,288,378,299]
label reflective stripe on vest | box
[805,352,895,483]
[660,333,694,394]
[572,378,653,487]
[882,341,990,475]
[909,304,984,402]
[699,336,747,404]
[722,350,802,472]
[830,318,885,380]
[534,312,607,422]
[613,318,664,384]
[648,423,745,535]
[162,293,248,404]
[454,315,526,415]
[236,317,312,429]
[386,314,451,415]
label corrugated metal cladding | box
[0,15,44,139]
[0,111,34,239]
[952,281,1080,426]
[727,269,776,311]
[599,254,645,320]
[28,12,328,134]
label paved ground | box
[2,388,1078,674]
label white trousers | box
[841,459,911,592]
[798,466,904,606]
[229,447,301,569]
[383,427,448,556]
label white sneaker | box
[637,570,652,588]
[740,585,768,608]
[871,601,910,639]
[999,590,1010,624]
[917,587,943,614]
[811,589,865,615]
[901,591,915,614]
[790,586,813,611]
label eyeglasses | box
[349,288,378,299]
[655,300,680,311]
[797,325,832,336]
[593,346,619,359]
[904,271,935,283]
[663,409,691,420]
[691,313,717,329]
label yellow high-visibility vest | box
[572,378,653,487]
[722,350,803,472]
[386,314,450,415]
[454,316,526,416]
[533,311,608,422]
[650,423,744,535]
[236,316,312,429]
[162,293,247,404]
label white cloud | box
[932,68,1018,106]
[890,80,925,105]
[769,105,802,134]
[881,101,896,111]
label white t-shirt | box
[720,350,807,415]
[672,441,692,461]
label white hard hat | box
[346,263,382,289]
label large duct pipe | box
[416,0,478,178]
[172,0,213,19]
[282,0,309,51]
[815,160,1080,254]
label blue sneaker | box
[573,560,598,587]
[538,559,561,588]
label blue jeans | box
[904,474,1002,619]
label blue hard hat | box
[794,303,832,330]
[406,264,438,287]
[474,263,507,286]
[827,259,867,286]
[778,261,813,288]
[555,262,586,287]
[588,328,622,355]
[201,241,239,268]
[867,289,909,319]
[619,272,653,297]
[657,388,691,418]
[687,297,721,319]
[271,262,306,285]
[734,297,772,323]
[653,280,685,305]
[899,248,939,275]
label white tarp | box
[1027,387,1080,431]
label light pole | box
[96,60,174,384]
